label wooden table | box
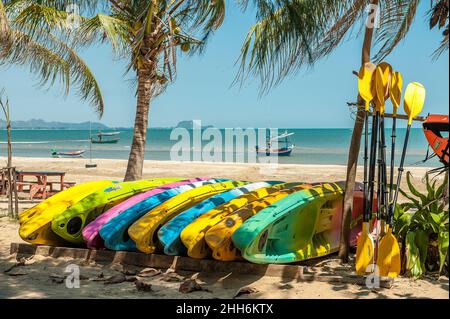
[16,170,67,199]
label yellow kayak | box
[51,178,181,244]
[180,182,302,259]
[205,183,314,261]
[20,178,178,246]
[129,180,246,254]
[19,180,115,246]
[19,180,114,225]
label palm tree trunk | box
[339,0,378,263]
[124,68,153,181]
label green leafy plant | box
[394,171,449,278]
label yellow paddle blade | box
[377,227,401,277]
[390,72,403,115]
[358,62,377,111]
[355,223,375,275]
[404,82,426,125]
[375,62,393,114]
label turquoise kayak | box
[158,181,281,256]
[232,182,364,264]
[99,179,227,251]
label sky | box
[0,1,448,129]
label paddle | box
[378,82,426,277]
[355,63,377,275]
[389,72,403,204]
[374,62,392,239]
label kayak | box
[19,180,113,225]
[51,178,181,244]
[231,182,364,264]
[422,114,449,166]
[158,181,279,256]
[180,182,303,259]
[99,179,227,251]
[205,183,316,261]
[82,178,206,249]
[129,180,247,254]
[18,180,116,246]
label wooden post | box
[1,90,18,219]
[339,0,379,263]
[12,167,19,218]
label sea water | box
[0,128,441,167]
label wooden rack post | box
[347,102,426,122]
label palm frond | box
[237,0,360,93]
[76,13,132,56]
[3,0,105,14]
[47,33,104,115]
[239,0,448,92]
[0,0,9,33]
[1,1,105,115]
[1,30,71,95]
[373,0,420,62]
[429,0,449,59]
[0,0,12,58]
[432,31,449,59]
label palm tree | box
[9,0,226,181]
[3,0,226,181]
[77,0,225,181]
[237,0,448,262]
[0,0,104,115]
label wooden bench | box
[16,182,48,200]
[15,171,74,199]
[47,181,76,192]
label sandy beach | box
[0,156,448,299]
[1,155,438,191]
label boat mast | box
[86,121,97,168]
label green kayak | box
[51,178,181,244]
[232,182,364,264]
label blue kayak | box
[100,178,227,251]
[158,181,282,256]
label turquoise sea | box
[0,128,441,167]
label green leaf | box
[406,172,428,204]
[405,231,423,278]
[399,187,421,207]
[438,227,449,274]
[435,173,448,200]
[394,209,413,240]
[414,229,430,274]
[430,212,443,225]
[426,174,435,199]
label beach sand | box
[0,156,448,299]
[1,155,439,191]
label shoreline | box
[0,156,437,169]
[0,156,437,202]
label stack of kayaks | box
[19,178,364,264]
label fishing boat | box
[51,149,85,158]
[90,131,120,144]
[256,131,295,157]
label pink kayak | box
[82,178,207,249]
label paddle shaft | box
[363,110,370,222]
[367,112,379,223]
[380,116,389,221]
[391,125,412,225]
[377,117,383,220]
[389,116,397,203]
